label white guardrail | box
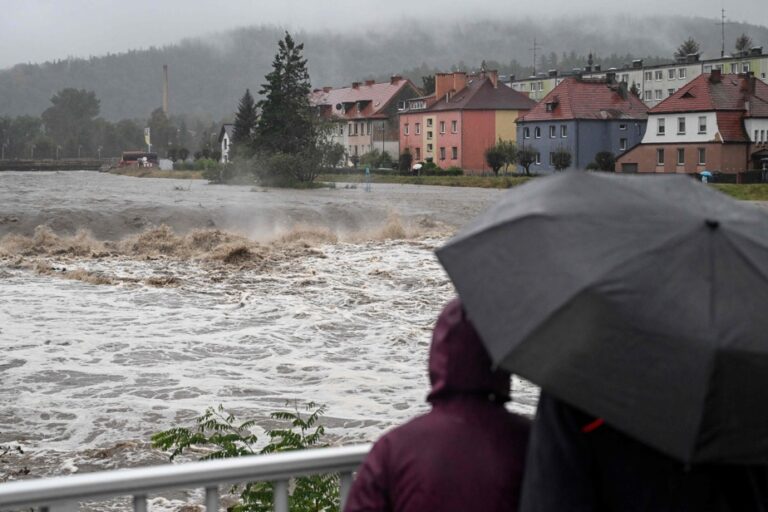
[0,444,371,512]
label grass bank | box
[712,184,768,201]
[109,168,204,180]
[320,173,533,188]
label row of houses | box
[219,59,768,175]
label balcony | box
[0,444,370,512]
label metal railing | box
[0,444,370,512]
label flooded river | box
[0,171,538,508]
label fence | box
[0,444,370,512]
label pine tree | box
[254,32,312,155]
[232,89,257,147]
[735,33,754,55]
[674,38,700,60]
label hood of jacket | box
[427,298,511,404]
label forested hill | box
[1,15,766,121]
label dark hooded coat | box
[344,298,530,512]
[520,392,768,512]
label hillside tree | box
[41,88,100,157]
[735,33,754,54]
[674,37,700,59]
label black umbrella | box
[437,171,768,464]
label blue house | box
[516,76,649,171]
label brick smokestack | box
[435,72,468,101]
[710,69,722,83]
[162,64,169,114]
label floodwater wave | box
[0,172,538,509]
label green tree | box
[254,32,313,155]
[735,33,754,54]
[147,108,173,155]
[518,145,537,176]
[674,38,700,60]
[551,147,572,171]
[232,88,257,152]
[41,88,100,156]
[594,151,616,172]
[484,146,505,176]
[496,139,518,174]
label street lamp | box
[97,145,103,160]
[30,144,36,159]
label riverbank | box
[108,167,204,180]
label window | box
[644,71,653,81]
[762,130,766,143]
[549,125,556,138]
[698,148,706,165]
[677,117,686,135]
[698,116,707,134]
[756,129,759,142]
[415,147,421,160]
[451,147,458,159]
[427,131,433,140]
[621,74,629,83]
[677,148,685,165]
[439,121,445,134]
[546,103,555,112]
[657,148,665,165]
[679,68,687,79]
[655,70,663,80]
[404,123,409,135]
[348,123,353,135]
[439,147,446,160]
[415,123,421,135]
[427,143,433,152]
[668,69,676,79]
[619,123,627,131]
[731,63,738,73]
[426,118,433,127]
[367,122,371,135]
[354,123,359,135]
[549,152,555,165]
[645,90,653,100]
[657,118,665,135]
[535,127,541,138]
[620,138,628,151]
[655,89,663,100]
[451,120,458,133]
[668,88,675,97]
[560,125,567,138]
[535,152,541,165]
[339,125,344,135]
[704,65,712,73]
[523,127,530,139]
[354,145,359,155]
[743,63,751,73]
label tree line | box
[0,89,226,161]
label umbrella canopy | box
[436,171,768,464]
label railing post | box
[134,494,148,512]
[273,480,289,512]
[205,486,219,511]
[339,472,354,511]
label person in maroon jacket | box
[344,298,531,512]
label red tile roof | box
[519,77,648,122]
[716,112,749,142]
[310,78,419,120]
[427,78,536,112]
[650,73,768,115]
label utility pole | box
[530,37,543,76]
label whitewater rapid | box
[0,172,538,507]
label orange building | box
[399,70,535,174]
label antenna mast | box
[719,8,726,58]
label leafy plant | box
[551,147,572,171]
[151,402,337,512]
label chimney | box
[162,64,169,114]
[352,82,360,89]
[710,69,722,83]
[435,71,467,100]
[632,59,643,69]
[594,64,601,72]
[606,71,617,84]
[365,79,375,86]
[548,69,558,77]
[617,81,628,100]
[390,75,403,85]
[741,72,757,95]
[486,69,499,88]
[322,86,332,93]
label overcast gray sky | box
[0,0,765,70]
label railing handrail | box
[0,444,371,508]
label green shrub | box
[442,166,464,176]
[152,403,338,512]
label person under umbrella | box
[437,171,768,510]
[344,298,530,512]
